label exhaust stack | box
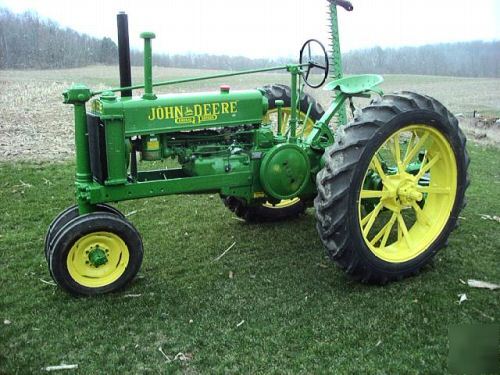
[117,12,132,97]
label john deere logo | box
[147,101,238,124]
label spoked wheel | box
[315,92,469,283]
[222,84,324,222]
[264,107,317,139]
[48,212,143,295]
[261,84,324,139]
[359,125,458,262]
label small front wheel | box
[48,212,143,296]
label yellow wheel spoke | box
[403,131,415,162]
[416,151,427,178]
[371,155,388,182]
[411,202,432,226]
[361,208,375,227]
[397,214,413,250]
[415,152,441,180]
[370,212,397,246]
[403,131,430,167]
[391,133,402,170]
[380,213,397,248]
[265,108,316,139]
[363,202,384,237]
[282,112,290,133]
[417,186,450,195]
[360,190,387,199]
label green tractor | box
[45,1,469,295]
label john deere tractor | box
[45,1,469,295]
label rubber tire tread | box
[44,204,123,261]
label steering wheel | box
[299,39,329,88]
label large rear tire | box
[223,84,324,222]
[314,92,469,283]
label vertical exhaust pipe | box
[117,12,132,97]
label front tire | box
[44,204,123,261]
[48,212,143,296]
[314,92,469,283]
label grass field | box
[0,67,499,373]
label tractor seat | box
[323,74,384,95]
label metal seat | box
[323,74,384,94]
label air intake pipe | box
[140,32,156,99]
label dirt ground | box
[1,67,499,162]
[0,80,74,160]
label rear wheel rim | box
[358,125,457,263]
[262,198,301,209]
[67,231,130,288]
[263,108,316,138]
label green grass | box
[0,143,498,373]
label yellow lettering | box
[203,103,211,115]
[148,107,156,120]
[149,101,237,123]
[212,102,220,115]
[165,106,174,119]
[156,107,164,120]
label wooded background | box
[1,8,499,77]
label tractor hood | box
[90,89,268,136]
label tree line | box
[343,42,500,78]
[1,8,498,77]
[0,8,116,68]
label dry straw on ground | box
[1,67,499,162]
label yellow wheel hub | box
[358,125,457,263]
[67,231,130,288]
